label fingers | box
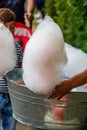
[56,94,65,100]
[47,84,70,100]
[48,88,59,99]
[24,12,33,21]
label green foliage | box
[45,0,56,18]
[45,0,87,53]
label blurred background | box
[33,0,87,53]
[0,0,86,53]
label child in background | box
[14,21,33,51]
[0,8,23,130]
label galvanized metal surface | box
[5,68,87,130]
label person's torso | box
[0,0,25,23]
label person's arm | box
[48,69,87,99]
[25,0,35,21]
[69,69,87,88]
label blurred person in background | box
[0,0,35,27]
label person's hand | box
[24,12,33,21]
[48,79,72,100]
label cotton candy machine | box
[5,68,87,130]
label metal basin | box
[5,68,87,130]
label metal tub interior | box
[5,68,87,130]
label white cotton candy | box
[64,43,87,77]
[23,16,67,94]
[0,23,17,76]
